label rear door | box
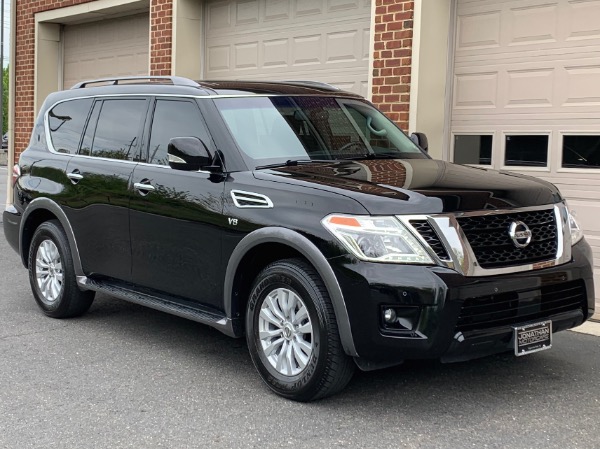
[129,97,225,308]
[64,97,150,280]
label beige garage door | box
[451,0,600,315]
[203,0,371,97]
[63,13,150,89]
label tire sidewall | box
[246,265,331,400]
[28,222,69,314]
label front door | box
[129,98,225,308]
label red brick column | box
[372,0,414,132]
[150,0,173,76]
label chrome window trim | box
[44,95,153,161]
[398,203,571,277]
[44,93,361,161]
[44,94,214,173]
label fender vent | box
[231,190,273,208]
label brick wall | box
[150,0,173,76]
[372,0,414,132]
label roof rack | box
[71,76,200,89]
[279,80,341,91]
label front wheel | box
[28,220,95,318]
[246,259,354,401]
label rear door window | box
[90,99,149,161]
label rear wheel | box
[28,220,95,318]
[246,258,354,401]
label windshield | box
[213,96,427,167]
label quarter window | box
[562,135,600,168]
[504,135,549,167]
[47,99,93,154]
[453,135,493,165]
[91,99,148,161]
[148,99,211,165]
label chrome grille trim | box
[399,203,571,277]
[456,209,558,268]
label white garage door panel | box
[453,0,600,315]
[63,13,150,89]
[456,3,600,57]
[204,0,371,97]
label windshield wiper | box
[255,159,332,170]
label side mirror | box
[168,137,212,171]
[410,132,429,153]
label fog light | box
[380,306,421,332]
[383,308,397,324]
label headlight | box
[322,215,434,264]
[566,203,583,245]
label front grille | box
[456,280,586,333]
[409,220,450,260]
[457,209,558,268]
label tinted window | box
[562,135,600,168]
[148,100,210,165]
[505,135,548,167]
[91,99,148,160]
[48,99,93,154]
[454,135,492,165]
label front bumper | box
[330,239,595,364]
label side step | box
[77,276,239,338]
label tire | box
[28,220,95,318]
[246,258,355,401]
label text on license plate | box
[514,321,552,356]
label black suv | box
[3,76,595,401]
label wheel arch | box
[224,227,358,357]
[20,198,84,277]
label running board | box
[77,276,239,338]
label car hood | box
[253,159,563,215]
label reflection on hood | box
[261,158,561,214]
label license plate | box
[514,321,552,356]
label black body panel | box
[129,164,225,308]
[64,157,135,280]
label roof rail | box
[71,76,200,89]
[279,80,341,91]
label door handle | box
[134,181,155,196]
[67,170,83,185]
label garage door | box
[63,13,150,89]
[203,0,371,97]
[450,0,600,314]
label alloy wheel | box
[258,287,314,376]
[35,239,63,303]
